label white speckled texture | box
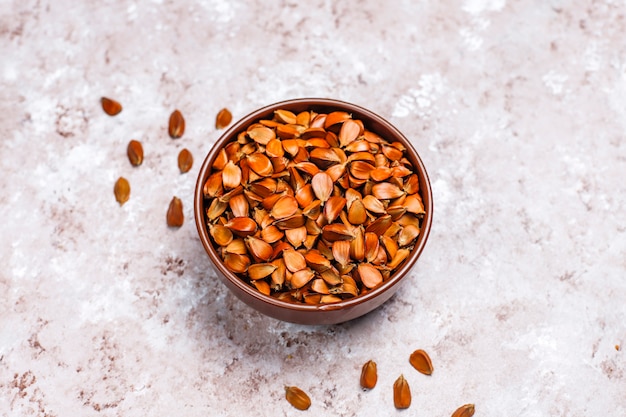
[1,0,625,416]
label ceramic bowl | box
[194,98,432,325]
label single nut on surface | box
[168,109,185,139]
[178,148,193,173]
[101,97,122,116]
[360,360,377,389]
[215,108,233,129]
[409,349,433,375]
[166,196,184,227]
[127,140,143,166]
[114,177,130,205]
[202,108,425,304]
[284,386,311,411]
[393,374,411,409]
[451,404,475,417]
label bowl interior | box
[194,98,433,322]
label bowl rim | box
[194,97,433,314]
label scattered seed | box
[360,360,377,389]
[127,140,143,166]
[166,196,184,227]
[393,374,411,409]
[409,349,433,375]
[178,148,193,173]
[451,404,475,417]
[216,108,233,129]
[114,177,130,205]
[285,386,311,411]
[169,109,185,139]
[101,97,122,116]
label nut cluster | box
[202,108,425,304]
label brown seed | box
[166,196,184,227]
[261,225,284,244]
[206,198,228,220]
[225,217,258,236]
[285,386,311,411]
[393,375,411,409]
[409,349,433,375]
[383,145,403,161]
[387,204,407,221]
[387,248,410,269]
[404,173,420,194]
[282,139,300,156]
[245,236,273,261]
[274,214,306,230]
[251,279,271,295]
[228,194,249,218]
[219,185,244,203]
[310,278,330,294]
[178,148,193,173]
[360,360,377,389]
[404,194,425,215]
[332,240,351,266]
[358,263,383,289]
[101,97,122,116]
[326,163,347,182]
[168,109,185,139]
[372,182,405,200]
[339,119,361,147]
[364,232,380,263]
[324,196,347,223]
[223,239,247,255]
[304,251,331,272]
[381,235,398,259]
[324,111,351,129]
[127,140,143,166]
[248,126,275,145]
[271,195,299,220]
[302,199,322,220]
[451,404,475,417]
[283,249,307,273]
[222,160,242,189]
[213,148,229,171]
[347,199,367,225]
[247,152,274,177]
[203,172,224,198]
[349,161,375,180]
[322,223,354,242]
[398,224,420,247]
[224,253,250,274]
[273,109,297,124]
[209,224,233,246]
[311,172,333,202]
[290,269,316,289]
[247,263,277,280]
[285,226,307,248]
[310,147,342,169]
[270,258,286,289]
[114,177,130,205]
[215,108,233,129]
[266,139,285,158]
[370,166,392,182]
[350,227,365,261]
[362,195,387,214]
[319,294,342,303]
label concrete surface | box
[1,0,625,415]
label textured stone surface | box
[1,0,625,415]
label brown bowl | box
[194,98,433,325]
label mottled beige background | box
[1,0,625,416]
